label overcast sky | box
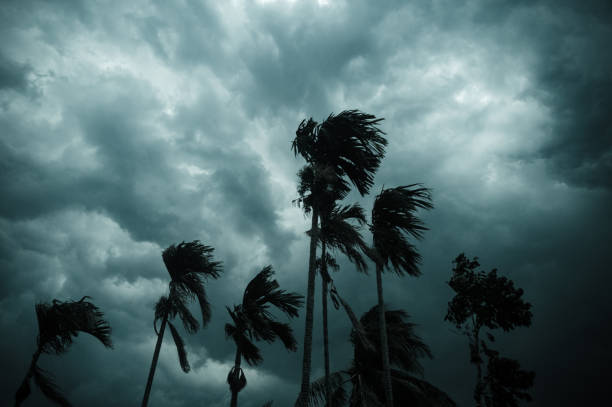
[1,0,611,406]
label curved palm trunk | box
[321,242,331,407]
[15,348,42,407]
[376,263,393,407]
[296,208,319,407]
[230,351,242,407]
[142,312,168,407]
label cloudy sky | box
[1,0,611,405]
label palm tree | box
[225,266,303,407]
[141,241,222,407]
[292,110,387,406]
[15,296,113,407]
[318,203,368,406]
[369,185,433,407]
[307,305,455,407]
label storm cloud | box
[1,1,611,406]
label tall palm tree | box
[307,305,455,407]
[369,185,433,407]
[292,110,387,406]
[318,203,368,406]
[15,296,113,407]
[141,241,222,407]
[225,266,303,407]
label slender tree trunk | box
[15,348,42,407]
[142,313,168,407]
[230,350,242,407]
[321,242,331,407]
[295,207,319,407]
[376,263,393,407]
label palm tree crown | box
[226,266,303,406]
[370,184,433,275]
[16,296,113,407]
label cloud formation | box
[1,0,611,406]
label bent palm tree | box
[292,110,387,406]
[15,296,113,407]
[141,241,222,407]
[308,306,455,407]
[225,266,303,407]
[369,185,433,407]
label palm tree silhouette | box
[225,266,303,407]
[307,305,455,407]
[318,203,368,406]
[368,185,433,407]
[141,241,222,407]
[292,110,387,406]
[15,296,113,407]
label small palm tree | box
[141,241,222,407]
[308,306,455,407]
[225,266,303,407]
[369,185,433,407]
[292,110,387,406]
[15,296,113,407]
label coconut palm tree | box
[225,266,303,407]
[317,203,368,406]
[15,296,113,407]
[368,185,433,407]
[141,241,222,407]
[292,110,387,406]
[307,305,455,407]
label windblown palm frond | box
[354,306,432,375]
[168,321,190,373]
[16,297,112,407]
[162,241,222,326]
[36,296,113,354]
[292,110,388,196]
[370,185,433,276]
[321,203,368,273]
[226,266,303,406]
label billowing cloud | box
[1,0,610,406]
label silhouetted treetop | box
[445,253,533,332]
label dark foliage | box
[483,344,535,407]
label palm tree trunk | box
[15,348,42,407]
[296,207,319,407]
[321,242,331,407]
[142,312,168,407]
[376,263,393,407]
[230,350,242,407]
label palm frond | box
[36,297,112,354]
[243,266,303,318]
[170,274,211,326]
[292,110,387,196]
[308,371,349,407]
[225,319,263,366]
[330,284,374,351]
[162,240,222,281]
[267,320,297,351]
[370,185,433,276]
[168,321,190,373]
[33,366,72,407]
[322,203,368,273]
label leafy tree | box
[15,296,113,407]
[141,241,222,407]
[225,266,303,407]
[445,253,533,407]
[368,185,433,407]
[307,305,455,407]
[292,110,387,406]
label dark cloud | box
[1,0,611,406]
